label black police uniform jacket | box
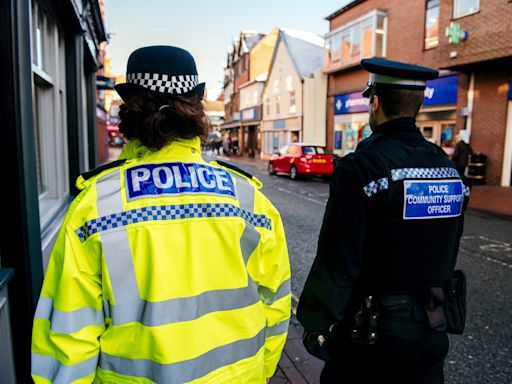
[297,117,469,333]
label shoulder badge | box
[73,159,127,196]
[211,160,262,189]
[80,159,127,181]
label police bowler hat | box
[115,45,205,102]
[361,57,439,98]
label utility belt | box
[349,292,442,347]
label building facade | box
[221,31,265,156]
[325,0,512,185]
[261,29,326,159]
[436,0,512,186]
[0,0,107,381]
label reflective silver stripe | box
[234,176,255,213]
[108,285,260,326]
[266,320,289,338]
[102,230,143,324]
[240,223,261,264]
[258,279,291,305]
[95,170,124,215]
[99,329,265,383]
[32,353,98,383]
[34,297,104,334]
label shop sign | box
[273,120,286,129]
[423,75,458,107]
[232,112,241,121]
[334,92,369,115]
[445,22,468,44]
[334,131,343,150]
[508,81,512,100]
[96,106,108,120]
[96,75,115,90]
[242,108,255,121]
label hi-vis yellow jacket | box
[32,137,291,384]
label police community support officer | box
[32,46,291,384]
[297,58,470,384]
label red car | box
[268,143,335,180]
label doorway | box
[417,120,456,156]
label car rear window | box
[302,146,327,155]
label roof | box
[241,32,265,53]
[281,29,324,79]
[202,99,225,113]
[325,0,365,21]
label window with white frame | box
[325,10,387,71]
[453,0,479,18]
[289,91,296,113]
[265,96,270,116]
[425,0,440,49]
[275,95,281,115]
[31,1,70,225]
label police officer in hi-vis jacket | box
[32,46,291,384]
[297,58,470,384]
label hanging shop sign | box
[423,75,458,107]
[445,22,468,44]
[334,92,369,115]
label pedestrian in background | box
[297,58,470,384]
[452,130,474,176]
[32,45,291,384]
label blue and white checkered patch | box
[391,167,460,181]
[75,203,272,242]
[463,185,470,196]
[363,177,389,197]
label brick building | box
[221,31,265,155]
[324,0,512,185]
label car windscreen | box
[302,146,327,155]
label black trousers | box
[320,304,449,384]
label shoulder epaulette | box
[214,160,254,180]
[80,159,127,181]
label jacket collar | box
[142,136,203,161]
[372,117,421,135]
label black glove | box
[302,330,333,362]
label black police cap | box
[361,57,439,97]
[115,45,205,102]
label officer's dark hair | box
[373,88,424,119]
[118,90,209,150]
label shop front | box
[416,75,459,155]
[241,106,262,157]
[261,117,301,159]
[333,91,371,156]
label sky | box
[104,0,353,100]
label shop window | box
[325,10,387,72]
[31,1,70,226]
[425,0,440,49]
[453,0,479,18]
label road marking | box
[277,187,326,205]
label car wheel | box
[268,162,276,175]
[290,165,299,180]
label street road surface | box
[216,158,512,384]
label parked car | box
[268,143,335,180]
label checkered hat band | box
[127,73,199,94]
[75,203,272,242]
[391,167,460,181]
[363,177,389,197]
